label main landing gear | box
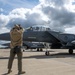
[45,51,50,56]
[69,49,73,54]
[37,48,43,51]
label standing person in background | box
[7,24,25,74]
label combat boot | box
[7,69,12,74]
[18,71,26,74]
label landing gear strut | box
[37,48,43,51]
[40,48,43,51]
[45,51,50,56]
[37,48,39,51]
[69,49,73,54]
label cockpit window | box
[26,25,51,31]
[46,28,51,31]
[36,27,39,30]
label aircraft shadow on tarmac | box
[0,52,75,60]
[22,52,75,59]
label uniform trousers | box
[8,48,22,72]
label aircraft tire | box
[69,49,73,54]
[40,48,43,51]
[37,48,39,51]
[45,51,50,56]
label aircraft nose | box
[0,33,10,41]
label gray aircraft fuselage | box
[1,29,75,45]
[23,30,60,43]
[0,30,59,43]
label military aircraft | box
[0,25,75,55]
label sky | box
[0,0,75,34]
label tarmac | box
[0,49,75,75]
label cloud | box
[3,7,49,29]
[39,0,75,32]
[0,0,75,34]
[0,14,9,27]
[65,26,75,34]
[0,8,3,12]
[0,27,9,33]
[40,0,65,6]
